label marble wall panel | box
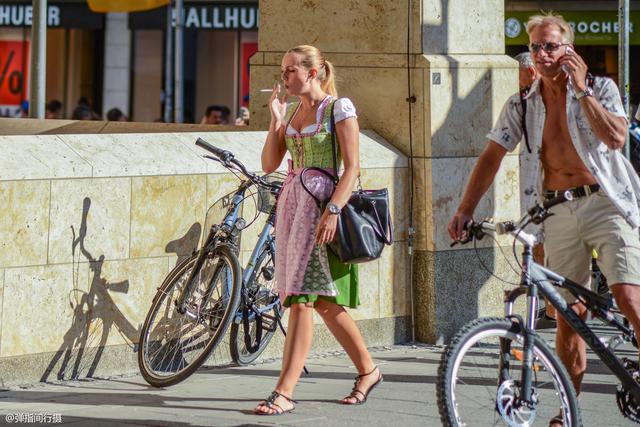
[1,263,90,357]
[258,0,421,54]
[429,155,520,251]
[412,158,433,252]
[0,180,50,268]
[130,175,207,259]
[0,136,91,181]
[424,55,518,158]
[0,269,3,356]
[359,167,409,242]
[326,66,421,158]
[59,134,207,178]
[380,244,410,318]
[422,0,504,54]
[176,132,287,175]
[49,178,131,264]
[85,258,168,347]
[250,64,424,159]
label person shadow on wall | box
[41,197,139,382]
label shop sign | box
[0,2,104,29]
[0,40,28,118]
[505,11,640,45]
[129,3,258,30]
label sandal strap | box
[549,415,564,426]
[348,388,365,402]
[355,365,379,379]
[266,390,298,405]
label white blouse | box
[285,97,357,135]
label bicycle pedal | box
[622,357,640,372]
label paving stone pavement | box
[0,327,636,426]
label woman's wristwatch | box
[326,202,341,215]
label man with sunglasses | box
[448,13,640,424]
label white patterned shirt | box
[487,77,639,232]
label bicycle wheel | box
[138,244,241,387]
[230,246,283,365]
[437,317,581,427]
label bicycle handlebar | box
[196,138,233,162]
[195,138,280,191]
[456,191,574,248]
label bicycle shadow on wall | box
[165,222,202,267]
[41,197,140,382]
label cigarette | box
[260,89,274,92]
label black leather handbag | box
[301,101,393,264]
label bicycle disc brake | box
[496,380,537,427]
[616,359,640,423]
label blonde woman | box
[255,45,382,415]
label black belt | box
[543,184,600,200]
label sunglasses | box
[529,42,570,53]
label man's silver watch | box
[326,202,341,215]
[575,86,594,100]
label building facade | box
[506,0,640,116]
[0,0,257,122]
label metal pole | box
[174,0,184,123]
[28,0,47,119]
[619,0,630,158]
[163,2,174,123]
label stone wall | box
[250,0,522,343]
[0,130,409,385]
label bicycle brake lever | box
[532,211,554,225]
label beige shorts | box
[543,191,640,303]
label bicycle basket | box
[204,189,238,233]
[257,172,286,214]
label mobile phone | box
[562,46,574,74]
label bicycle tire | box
[229,246,282,365]
[437,317,582,427]
[138,244,241,387]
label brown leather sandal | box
[548,414,564,426]
[254,390,297,416]
[341,366,383,405]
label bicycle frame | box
[504,243,640,403]
[174,180,251,313]
[233,203,279,324]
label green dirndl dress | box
[279,96,360,308]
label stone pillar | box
[250,0,521,343]
[102,13,131,118]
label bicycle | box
[138,138,284,387]
[437,192,640,426]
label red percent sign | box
[0,41,30,106]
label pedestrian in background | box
[106,107,129,122]
[255,45,382,416]
[45,100,63,119]
[235,106,250,126]
[200,105,230,125]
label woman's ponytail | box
[321,60,338,98]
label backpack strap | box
[519,74,595,155]
[519,86,532,154]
